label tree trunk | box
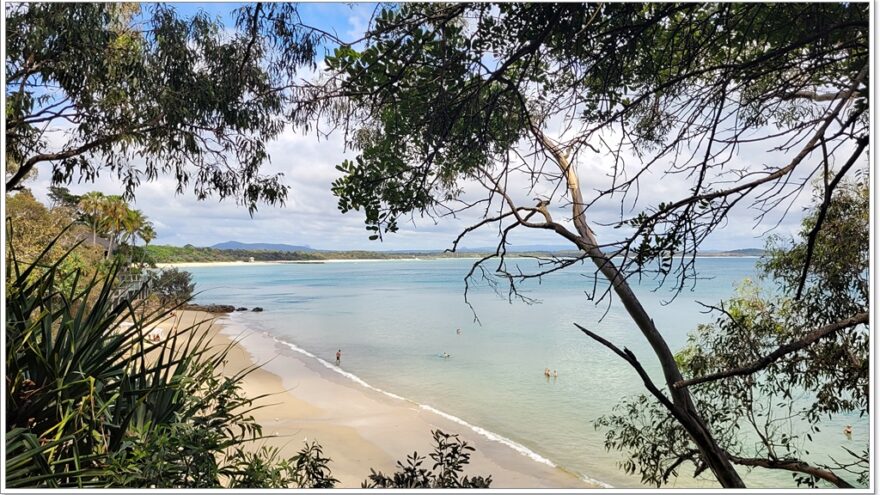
[532,128,745,488]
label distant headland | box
[146,242,765,264]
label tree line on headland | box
[145,244,766,264]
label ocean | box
[185,257,867,488]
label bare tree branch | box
[729,456,854,488]
[675,312,869,389]
[573,323,679,418]
[784,89,859,102]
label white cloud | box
[26,115,841,252]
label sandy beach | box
[157,261,307,268]
[155,259,462,268]
[176,310,593,488]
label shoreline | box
[157,255,760,268]
[155,259,442,267]
[181,310,597,488]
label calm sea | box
[186,257,867,488]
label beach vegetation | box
[6,230,300,488]
[6,189,155,275]
[149,267,195,306]
[4,191,105,289]
[75,192,156,260]
[225,443,337,488]
[362,430,492,488]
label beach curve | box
[181,309,601,488]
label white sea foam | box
[259,333,614,488]
[272,337,408,401]
[581,474,615,489]
[417,403,555,466]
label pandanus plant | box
[4,222,274,488]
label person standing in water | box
[456,328,462,335]
[335,349,342,366]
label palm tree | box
[101,196,129,259]
[122,209,146,247]
[138,222,156,246]
[78,192,106,245]
[122,210,156,266]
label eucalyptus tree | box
[295,2,869,488]
[5,2,321,212]
[596,179,869,488]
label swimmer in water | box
[844,424,853,437]
[456,328,462,335]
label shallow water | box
[187,257,867,488]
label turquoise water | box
[186,258,867,488]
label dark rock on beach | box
[251,307,264,312]
[184,303,236,313]
[236,307,248,311]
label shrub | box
[226,443,337,488]
[150,267,195,305]
[362,430,492,488]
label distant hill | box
[211,241,314,252]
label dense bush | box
[150,267,195,305]
[5,230,298,488]
[5,191,106,281]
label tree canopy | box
[300,2,870,488]
[311,2,867,286]
[5,3,322,211]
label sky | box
[19,2,845,252]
